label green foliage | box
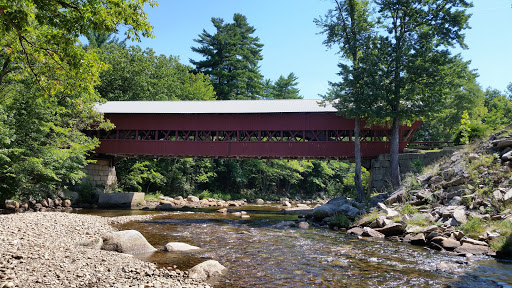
[481,88,512,130]
[144,192,163,201]
[263,73,302,99]
[410,159,424,174]
[0,1,154,201]
[114,157,368,200]
[455,110,471,145]
[96,44,216,101]
[77,179,98,204]
[460,217,486,239]
[329,213,352,229]
[191,13,264,100]
[401,204,418,215]
[453,122,487,145]
[490,220,512,252]
[0,0,156,94]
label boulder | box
[495,139,512,149]
[430,236,461,251]
[356,214,378,227]
[101,230,157,254]
[376,216,392,228]
[460,237,488,247]
[63,199,72,207]
[454,243,491,255]
[452,208,467,225]
[4,200,19,210]
[385,208,399,218]
[282,201,292,207]
[429,175,444,185]
[165,242,201,252]
[375,223,405,237]
[362,227,385,238]
[255,198,265,205]
[503,151,512,161]
[410,233,426,246]
[216,208,228,213]
[188,260,227,279]
[347,227,364,236]
[340,204,360,217]
[312,205,335,221]
[504,189,512,202]
[187,195,200,203]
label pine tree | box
[191,13,264,100]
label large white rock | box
[165,242,201,252]
[188,260,226,279]
[101,230,156,254]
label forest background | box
[0,1,511,203]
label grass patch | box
[460,217,486,239]
[401,203,418,215]
[406,214,431,227]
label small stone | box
[63,199,72,207]
[460,237,488,247]
[216,208,228,213]
[436,262,458,272]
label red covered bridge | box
[89,99,421,160]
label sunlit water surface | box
[79,207,512,288]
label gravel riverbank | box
[0,212,210,288]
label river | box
[80,206,512,287]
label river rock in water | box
[188,260,227,279]
[165,242,201,252]
[101,230,157,254]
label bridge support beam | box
[83,158,117,192]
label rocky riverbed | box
[0,212,210,288]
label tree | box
[191,13,264,100]
[96,44,216,101]
[482,88,512,130]
[413,56,486,142]
[0,1,155,200]
[372,0,472,188]
[264,73,302,99]
[316,0,376,199]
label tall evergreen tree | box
[316,0,377,200]
[191,13,264,100]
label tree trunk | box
[354,117,365,201]
[390,116,401,188]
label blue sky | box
[129,0,512,99]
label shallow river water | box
[82,206,512,288]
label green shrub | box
[453,122,487,145]
[329,213,352,229]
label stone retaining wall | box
[370,148,459,191]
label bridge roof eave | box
[96,99,339,114]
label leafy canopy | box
[96,44,216,101]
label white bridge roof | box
[97,99,337,114]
